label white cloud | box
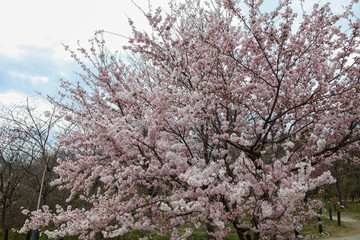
[8,71,49,84]
[0,91,52,112]
[0,91,58,130]
[0,0,169,61]
[29,75,49,84]
[0,91,28,107]
[0,0,357,60]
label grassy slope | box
[316,202,360,239]
[3,203,360,239]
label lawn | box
[302,202,360,239]
[2,203,360,239]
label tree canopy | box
[21,0,360,239]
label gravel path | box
[326,234,360,240]
[322,214,360,240]
[324,215,358,223]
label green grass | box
[0,232,45,240]
[300,214,351,236]
[341,202,360,217]
[119,223,239,240]
[0,231,80,240]
[3,203,360,239]
[0,220,347,240]
[300,202,360,239]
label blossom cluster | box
[20,0,360,239]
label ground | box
[321,209,360,240]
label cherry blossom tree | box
[21,0,360,239]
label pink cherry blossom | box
[20,0,360,239]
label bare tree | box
[0,96,74,234]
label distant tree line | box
[0,98,76,234]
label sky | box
[0,0,169,107]
[0,0,359,108]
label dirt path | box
[326,235,360,240]
[322,214,360,240]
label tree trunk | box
[333,166,343,206]
[252,232,260,240]
[206,222,216,240]
[3,228,8,240]
[36,163,48,210]
[233,220,251,240]
[335,178,343,206]
[1,202,6,230]
[234,227,247,240]
[42,188,47,206]
[1,203,8,240]
[355,173,360,202]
